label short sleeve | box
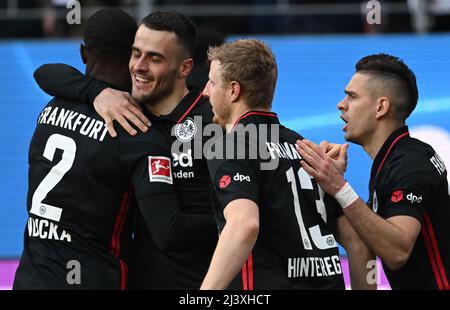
[208,158,259,213]
[379,171,434,224]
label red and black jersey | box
[207,111,345,290]
[130,86,218,289]
[33,64,218,289]
[13,96,176,289]
[367,126,450,290]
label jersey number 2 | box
[286,167,336,250]
[29,134,76,222]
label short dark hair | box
[140,11,196,58]
[84,8,137,57]
[355,53,419,120]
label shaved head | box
[355,54,418,121]
[361,71,412,120]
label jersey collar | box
[153,85,206,124]
[371,125,410,178]
[232,110,279,130]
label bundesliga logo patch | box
[391,190,404,203]
[148,156,173,184]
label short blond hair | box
[207,39,277,109]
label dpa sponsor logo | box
[219,175,231,189]
[391,190,404,203]
[407,192,423,204]
[233,173,251,182]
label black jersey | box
[207,111,345,290]
[130,86,218,289]
[367,126,450,290]
[33,64,218,289]
[13,96,176,290]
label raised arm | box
[297,139,421,271]
[34,64,150,136]
[33,63,108,104]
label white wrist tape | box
[334,182,359,209]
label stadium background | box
[1,0,450,290]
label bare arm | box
[342,200,421,270]
[336,215,376,289]
[297,139,421,270]
[200,199,259,290]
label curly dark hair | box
[83,8,137,56]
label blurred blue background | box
[1,34,450,258]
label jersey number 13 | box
[286,167,336,250]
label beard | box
[132,68,178,106]
[211,103,231,130]
[212,114,223,128]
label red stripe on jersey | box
[242,260,248,290]
[110,188,132,257]
[424,212,450,290]
[115,191,133,256]
[119,259,128,290]
[125,262,129,289]
[376,132,409,176]
[177,93,204,124]
[232,111,278,130]
[248,253,254,290]
[422,223,444,290]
